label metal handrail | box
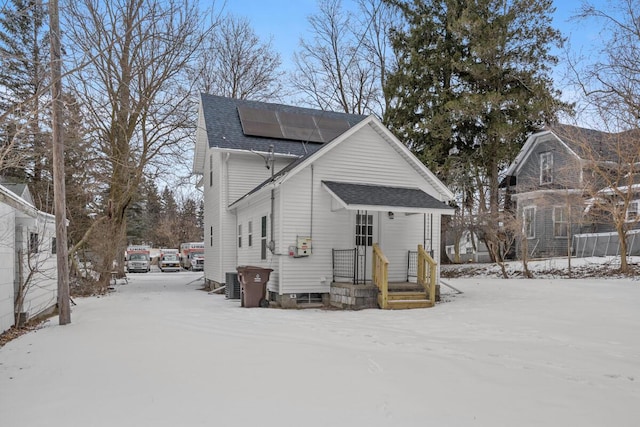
[332,248,357,283]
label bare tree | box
[573,0,640,130]
[565,0,640,273]
[579,129,640,273]
[63,0,216,285]
[292,0,394,115]
[192,14,285,101]
[476,208,518,279]
[355,0,399,115]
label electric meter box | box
[297,236,311,256]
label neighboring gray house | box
[0,182,58,333]
[503,124,640,259]
[193,94,454,309]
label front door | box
[355,211,378,283]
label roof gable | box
[0,179,34,205]
[230,115,455,208]
[506,129,580,178]
[0,183,37,217]
[506,124,640,178]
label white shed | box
[0,183,58,333]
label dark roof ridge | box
[200,93,367,121]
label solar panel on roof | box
[237,105,353,143]
[279,111,323,142]
[237,105,285,139]
[315,116,351,142]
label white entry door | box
[355,212,378,283]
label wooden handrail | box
[372,243,389,309]
[417,244,437,305]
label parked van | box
[126,245,151,273]
[158,249,180,272]
[180,242,205,271]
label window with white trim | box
[261,216,267,260]
[248,221,253,247]
[523,207,535,238]
[355,214,373,246]
[238,224,242,248]
[540,152,553,185]
[553,206,568,237]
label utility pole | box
[49,0,71,324]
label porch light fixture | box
[388,211,394,220]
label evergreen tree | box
[150,187,179,248]
[0,0,51,210]
[197,199,204,233]
[384,0,570,259]
[178,197,202,244]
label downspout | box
[423,213,426,249]
[224,152,230,207]
[223,152,230,280]
[268,145,276,253]
[310,164,314,240]
[430,213,434,257]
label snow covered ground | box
[1,266,639,426]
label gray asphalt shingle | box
[201,94,367,156]
[322,181,453,211]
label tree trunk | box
[617,227,629,274]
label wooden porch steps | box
[373,244,437,310]
[379,290,434,310]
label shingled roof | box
[200,94,367,156]
[548,124,640,162]
[322,181,454,212]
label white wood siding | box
[210,121,449,292]
[271,123,446,294]
[15,213,57,321]
[318,123,442,197]
[226,154,290,204]
[0,203,15,333]
[207,149,294,284]
[380,213,426,281]
[235,192,280,290]
[278,167,342,294]
[203,150,223,284]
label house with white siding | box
[0,182,58,333]
[194,94,454,309]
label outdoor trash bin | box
[236,266,273,308]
